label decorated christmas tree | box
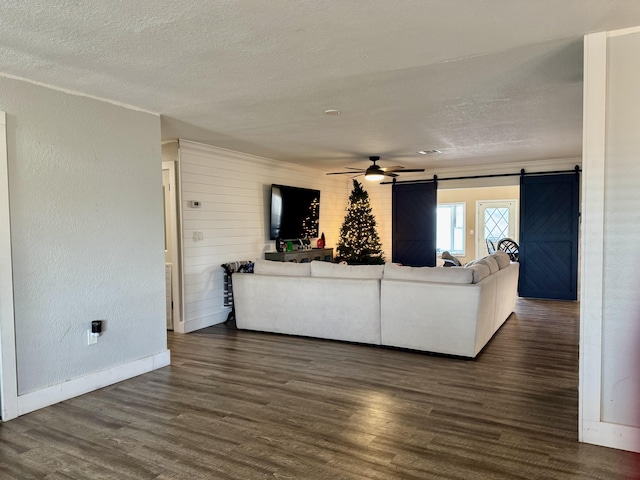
[337,180,385,265]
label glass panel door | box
[476,200,517,258]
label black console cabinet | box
[265,248,333,263]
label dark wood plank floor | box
[2,299,640,479]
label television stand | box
[265,248,333,263]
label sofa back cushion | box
[490,251,511,269]
[253,259,311,276]
[471,256,499,274]
[310,261,385,279]
[466,263,491,283]
[383,263,473,284]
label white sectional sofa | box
[233,252,519,358]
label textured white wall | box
[601,31,640,428]
[0,77,167,395]
[177,140,349,332]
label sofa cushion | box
[490,251,511,269]
[253,259,311,276]
[472,256,499,274]
[466,263,491,283]
[383,263,473,284]
[310,261,385,279]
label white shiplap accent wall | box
[366,181,393,261]
[177,140,349,333]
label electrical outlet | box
[88,330,98,345]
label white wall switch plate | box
[88,330,98,345]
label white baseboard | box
[16,349,171,416]
[183,311,227,333]
[582,419,640,453]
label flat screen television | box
[270,184,320,240]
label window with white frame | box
[437,203,465,255]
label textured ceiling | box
[2,1,640,172]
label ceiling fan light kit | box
[327,156,425,182]
[364,171,385,181]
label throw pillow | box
[441,251,462,266]
[238,262,254,274]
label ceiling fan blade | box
[326,170,366,175]
[383,172,399,177]
[398,168,426,173]
[344,166,366,170]
[380,166,404,172]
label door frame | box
[162,161,184,333]
[0,111,18,421]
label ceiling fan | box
[326,156,425,181]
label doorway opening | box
[162,160,182,333]
[0,111,18,421]
[436,185,520,265]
